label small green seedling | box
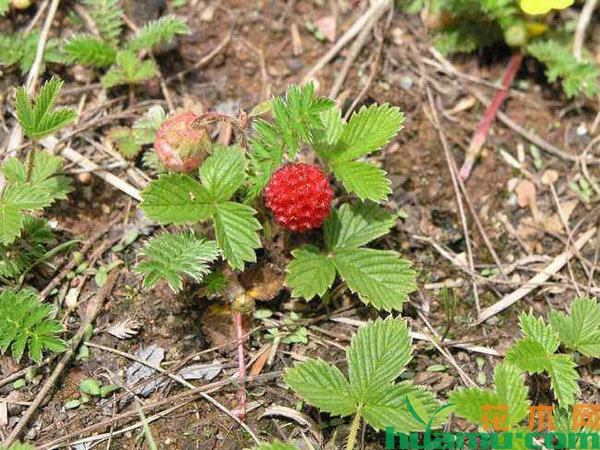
[285,317,444,450]
[0,289,66,362]
[506,298,600,407]
[63,0,189,89]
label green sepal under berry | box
[0,289,67,362]
[141,146,261,270]
[285,317,441,432]
[285,202,416,311]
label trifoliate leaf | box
[199,146,246,202]
[549,298,600,357]
[324,202,395,250]
[332,248,417,311]
[348,317,412,402]
[135,232,220,292]
[494,363,529,425]
[140,174,214,224]
[519,312,560,353]
[331,160,391,202]
[1,152,71,204]
[285,245,336,300]
[0,289,66,362]
[213,202,261,270]
[361,382,441,432]
[284,359,356,416]
[331,104,404,162]
[108,127,143,159]
[506,338,552,373]
[448,388,502,427]
[63,35,117,68]
[15,77,76,139]
[548,354,579,407]
[102,51,158,88]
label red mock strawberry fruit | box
[154,111,210,172]
[265,163,334,232]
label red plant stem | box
[234,311,247,420]
[459,52,523,181]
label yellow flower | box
[520,0,574,15]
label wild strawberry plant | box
[136,83,416,312]
[505,298,600,406]
[63,0,189,88]
[285,317,444,450]
[0,78,74,246]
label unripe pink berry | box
[154,111,210,172]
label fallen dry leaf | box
[201,303,251,348]
[314,16,336,42]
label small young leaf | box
[79,378,101,396]
[549,298,600,357]
[347,317,412,402]
[519,312,560,353]
[332,248,417,311]
[284,359,356,416]
[82,0,123,47]
[63,35,117,68]
[102,51,158,88]
[127,16,190,51]
[285,245,336,300]
[108,127,143,159]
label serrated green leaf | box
[448,388,502,427]
[213,202,261,270]
[506,338,552,373]
[108,127,143,159]
[548,354,579,407]
[4,184,53,210]
[102,51,158,88]
[285,359,356,416]
[549,298,600,357]
[128,16,190,51]
[332,248,417,311]
[519,312,560,353]
[285,245,336,300]
[331,160,391,202]
[135,232,220,292]
[331,104,404,162]
[0,202,24,246]
[324,202,395,250]
[82,0,123,46]
[140,174,213,224]
[199,146,246,202]
[494,363,529,425]
[0,289,66,362]
[362,382,441,432]
[63,35,117,68]
[15,77,76,139]
[348,317,412,402]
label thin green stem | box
[25,142,38,183]
[346,409,362,450]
